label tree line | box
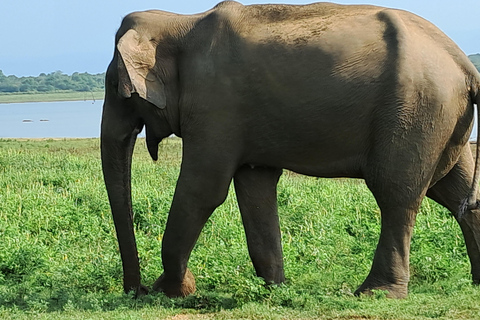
[0,70,105,94]
[1,54,479,95]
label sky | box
[1,0,479,77]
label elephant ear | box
[116,29,166,109]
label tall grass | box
[0,138,479,319]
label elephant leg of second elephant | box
[234,165,285,284]
[427,146,480,283]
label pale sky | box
[1,0,479,76]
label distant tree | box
[37,84,55,92]
[20,78,35,92]
[19,84,32,92]
[0,71,105,94]
[0,73,20,92]
[0,84,19,93]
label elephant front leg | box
[234,165,285,284]
[152,161,234,297]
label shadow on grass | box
[0,286,238,313]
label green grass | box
[0,138,479,319]
[0,91,104,104]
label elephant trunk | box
[101,105,143,294]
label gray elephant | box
[101,1,480,298]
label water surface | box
[0,100,103,138]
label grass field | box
[0,91,104,104]
[1,138,480,319]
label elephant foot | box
[152,268,196,298]
[135,284,150,297]
[124,283,149,297]
[354,281,408,299]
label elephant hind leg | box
[354,201,420,298]
[357,162,429,298]
[427,145,480,283]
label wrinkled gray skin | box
[101,1,480,299]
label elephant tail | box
[460,85,480,218]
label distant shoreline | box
[0,91,104,104]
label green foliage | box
[0,138,480,319]
[469,54,480,73]
[0,70,105,94]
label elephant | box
[101,1,480,299]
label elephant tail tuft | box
[459,85,480,219]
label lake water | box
[0,100,477,140]
[0,100,104,138]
